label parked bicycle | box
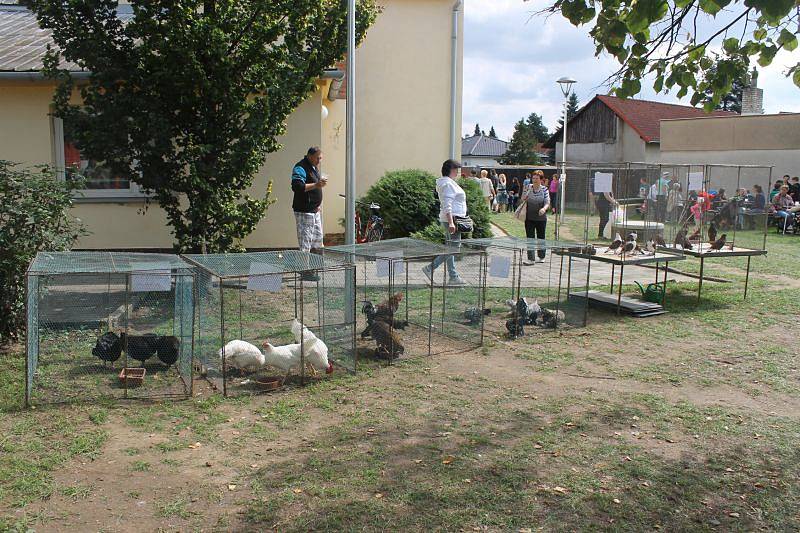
[340,194,384,243]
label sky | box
[463,0,800,140]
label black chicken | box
[710,234,727,250]
[92,332,122,364]
[120,333,159,365]
[155,336,181,366]
[463,307,490,325]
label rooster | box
[360,295,408,338]
[92,331,122,364]
[370,320,404,360]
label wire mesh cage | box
[25,252,195,406]
[462,237,590,338]
[184,251,356,397]
[324,238,487,362]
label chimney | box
[740,68,764,115]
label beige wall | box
[0,0,463,249]
[660,114,800,178]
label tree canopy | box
[539,0,799,108]
[25,0,378,252]
[473,123,482,136]
[489,126,498,138]
[501,113,549,165]
[557,92,580,128]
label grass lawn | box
[2,226,800,530]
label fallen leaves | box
[188,442,202,449]
[442,456,454,465]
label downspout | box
[321,69,346,101]
[449,0,463,160]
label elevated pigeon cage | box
[25,252,195,406]
[657,163,772,300]
[184,251,356,396]
[324,238,487,363]
[461,237,591,338]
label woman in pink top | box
[549,173,560,214]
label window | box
[52,116,144,199]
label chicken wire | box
[185,252,356,396]
[462,237,591,338]
[25,252,195,406]
[325,238,487,362]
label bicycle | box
[340,194,384,243]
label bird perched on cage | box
[291,319,333,376]
[605,233,623,254]
[537,308,565,329]
[462,307,490,325]
[120,333,159,365]
[155,336,180,367]
[369,320,405,360]
[710,234,727,250]
[92,331,123,364]
[219,340,265,374]
[708,221,718,244]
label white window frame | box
[52,116,147,201]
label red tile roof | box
[595,94,734,143]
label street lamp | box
[556,76,576,236]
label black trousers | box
[597,204,611,237]
[525,219,547,260]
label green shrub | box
[359,169,492,239]
[0,161,86,342]
[358,169,438,239]
[410,221,446,243]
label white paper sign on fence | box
[131,263,172,292]
[247,263,283,292]
[489,255,511,279]
[688,172,704,191]
[375,251,404,278]
[594,172,613,193]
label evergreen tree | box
[557,93,580,128]
[473,123,481,136]
[488,126,497,138]
[500,113,549,165]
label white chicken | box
[291,319,333,376]
[261,341,305,384]
[218,340,265,374]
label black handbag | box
[453,215,474,234]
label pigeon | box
[584,244,597,255]
[605,233,623,254]
[710,234,727,250]
[644,239,656,255]
[654,234,667,248]
[688,228,700,241]
[708,221,718,243]
[626,232,638,242]
[673,228,687,247]
[620,233,637,256]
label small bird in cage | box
[708,221,718,244]
[710,234,727,251]
[654,234,666,248]
[462,306,490,325]
[688,227,701,242]
[605,233,623,254]
[619,233,638,257]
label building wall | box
[0,0,463,249]
[660,113,800,178]
[554,118,655,164]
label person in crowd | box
[522,172,551,264]
[508,177,521,211]
[291,146,326,281]
[666,182,683,222]
[789,176,800,201]
[522,173,532,193]
[595,188,618,239]
[495,173,508,212]
[549,172,560,214]
[489,169,499,190]
[423,159,468,285]
[771,185,796,233]
[478,169,495,208]
[769,180,784,201]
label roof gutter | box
[322,69,345,101]
[0,71,91,82]
[449,0,463,160]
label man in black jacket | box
[292,147,327,281]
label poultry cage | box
[657,163,772,300]
[25,252,195,406]
[462,237,590,338]
[324,238,487,363]
[560,162,686,314]
[184,251,356,396]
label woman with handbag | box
[422,159,468,286]
[521,172,550,264]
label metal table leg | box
[744,256,752,300]
[617,263,624,315]
[697,256,705,301]
[610,264,616,294]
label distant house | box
[461,134,509,168]
[543,95,733,164]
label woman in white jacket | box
[422,159,467,286]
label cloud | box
[463,0,800,140]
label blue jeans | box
[430,222,462,277]
[775,210,794,229]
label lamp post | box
[345,0,356,246]
[556,76,575,238]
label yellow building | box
[0,1,464,249]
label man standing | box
[478,169,495,208]
[292,147,326,280]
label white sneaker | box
[448,275,466,286]
[523,259,536,266]
[422,264,433,282]
[536,257,546,263]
